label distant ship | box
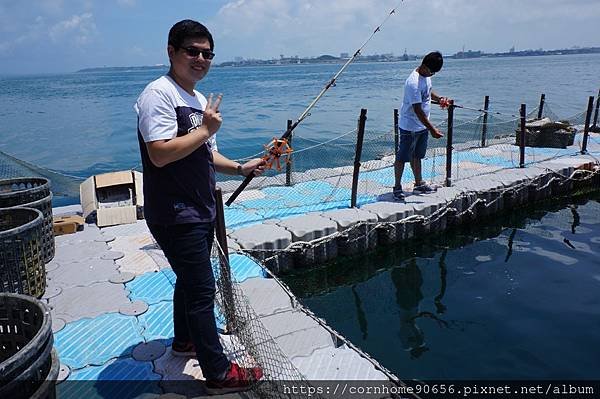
[402,48,409,61]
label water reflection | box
[390,259,427,358]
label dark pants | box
[148,222,229,380]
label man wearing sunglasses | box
[135,19,265,394]
[393,51,449,201]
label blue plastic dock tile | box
[360,166,437,186]
[126,271,174,305]
[138,302,225,342]
[229,253,264,282]
[261,186,294,198]
[294,180,335,195]
[137,301,174,342]
[223,207,264,228]
[58,358,161,399]
[54,313,144,369]
[161,268,177,286]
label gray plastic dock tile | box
[154,350,204,383]
[54,225,104,246]
[239,278,294,317]
[321,208,378,255]
[292,345,388,380]
[57,363,71,382]
[47,259,118,288]
[260,310,334,358]
[109,233,156,252]
[53,241,111,263]
[101,250,125,261]
[100,219,151,236]
[453,176,506,217]
[119,300,149,316]
[42,284,62,300]
[109,272,136,284]
[117,251,160,275]
[49,281,132,322]
[360,201,416,243]
[45,260,61,272]
[488,169,531,208]
[274,213,338,266]
[52,317,66,333]
[230,224,293,273]
[133,340,167,362]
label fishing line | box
[434,100,521,119]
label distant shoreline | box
[76,46,600,72]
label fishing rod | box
[434,100,520,119]
[225,1,405,206]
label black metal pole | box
[582,96,595,154]
[214,187,235,329]
[285,119,293,186]
[481,95,489,147]
[445,100,454,187]
[537,93,545,119]
[351,109,367,208]
[520,104,526,168]
[593,89,599,128]
[393,109,399,154]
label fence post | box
[519,104,526,168]
[481,95,490,147]
[351,109,367,208]
[537,93,545,119]
[445,100,454,187]
[582,96,595,154]
[214,187,236,330]
[593,89,600,129]
[393,109,399,153]
[285,119,293,186]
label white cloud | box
[49,13,97,45]
[209,0,600,60]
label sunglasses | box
[180,46,215,60]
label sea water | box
[1,53,599,185]
[283,193,600,379]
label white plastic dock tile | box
[292,345,389,380]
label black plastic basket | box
[0,177,54,263]
[15,194,55,263]
[0,293,57,399]
[0,178,50,209]
[0,208,46,298]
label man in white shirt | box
[394,51,449,200]
[135,19,265,394]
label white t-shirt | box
[134,75,217,150]
[399,69,432,132]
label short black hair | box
[422,51,443,73]
[168,19,214,51]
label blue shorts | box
[396,128,428,162]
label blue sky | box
[1,0,599,74]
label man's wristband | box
[237,164,244,176]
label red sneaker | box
[205,362,264,395]
[171,341,196,357]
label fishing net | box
[0,148,82,206]
[210,240,315,398]
[219,98,597,231]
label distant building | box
[340,52,349,59]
